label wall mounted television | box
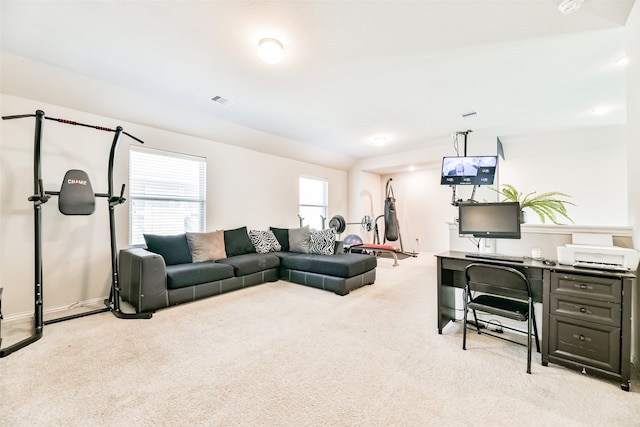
[440,155,497,185]
[458,202,521,239]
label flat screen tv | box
[440,155,497,185]
[458,202,521,239]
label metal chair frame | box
[462,263,540,374]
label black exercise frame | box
[0,110,151,358]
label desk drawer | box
[550,293,620,327]
[549,315,620,373]
[550,272,621,303]
[441,258,470,272]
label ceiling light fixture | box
[258,38,284,64]
[373,136,387,147]
[616,56,628,66]
[558,0,583,14]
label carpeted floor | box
[1,253,639,426]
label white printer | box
[557,233,640,272]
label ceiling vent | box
[211,95,231,106]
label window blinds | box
[129,147,206,245]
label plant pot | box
[520,210,527,224]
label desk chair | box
[463,263,540,374]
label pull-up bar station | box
[0,110,151,358]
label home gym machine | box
[0,110,151,358]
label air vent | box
[211,95,231,106]
[460,111,477,118]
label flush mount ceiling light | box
[616,56,628,66]
[558,0,583,14]
[258,38,284,64]
[373,136,387,147]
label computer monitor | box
[458,202,521,239]
[440,155,497,185]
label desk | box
[436,251,636,391]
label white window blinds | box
[129,147,206,245]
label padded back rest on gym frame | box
[465,263,531,302]
[58,169,95,215]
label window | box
[299,176,328,230]
[129,147,206,245]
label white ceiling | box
[0,1,635,172]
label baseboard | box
[2,296,108,323]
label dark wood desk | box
[435,251,636,391]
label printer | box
[557,233,640,272]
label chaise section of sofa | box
[276,252,376,296]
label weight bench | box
[348,243,399,267]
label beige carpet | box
[1,254,640,426]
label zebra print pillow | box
[309,229,336,255]
[248,230,282,254]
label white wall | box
[0,94,348,318]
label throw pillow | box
[224,226,256,257]
[143,233,192,266]
[249,230,282,254]
[186,230,227,262]
[309,229,336,255]
[269,227,290,252]
[288,225,311,253]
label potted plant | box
[491,184,575,224]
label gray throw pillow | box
[288,225,311,253]
[186,230,227,262]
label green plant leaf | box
[491,184,575,224]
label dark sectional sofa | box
[119,226,377,313]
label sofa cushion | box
[248,230,282,254]
[186,230,227,262]
[309,229,336,255]
[217,253,280,277]
[279,253,377,278]
[143,233,192,266]
[166,261,235,290]
[270,227,290,252]
[289,226,311,253]
[224,226,256,257]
